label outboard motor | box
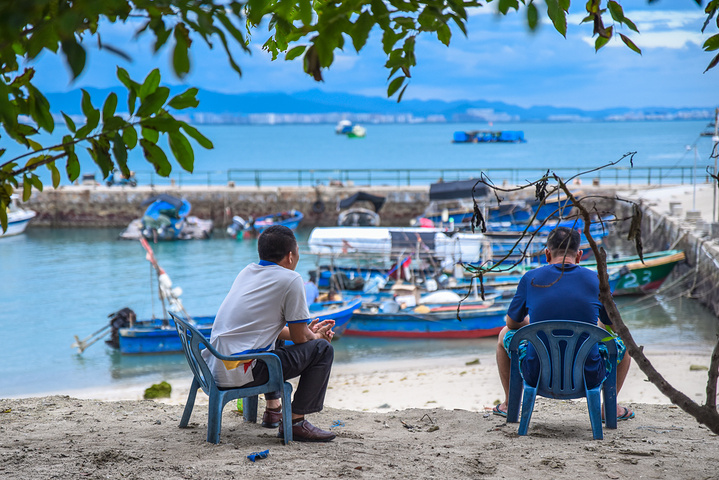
[105,308,136,349]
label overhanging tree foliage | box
[1,0,718,231]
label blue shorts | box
[503,328,626,376]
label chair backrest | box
[508,320,618,399]
[170,312,217,394]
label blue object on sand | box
[247,450,269,462]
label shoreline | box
[6,347,715,410]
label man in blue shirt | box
[493,226,634,420]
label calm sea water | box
[2,121,718,398]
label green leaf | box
[136,87,170,118]
[437,24,451,46]
[285,45,307,61]
[128,90,137,116]
[595,32,610,51]
[65,149,80,182]
[167,88,200,110]
[172,24,191,77]
[498,0,520,14]
[62,112,76,133]
[168,131,194,172]
[22,175,31,201]
[352,11,374,52]
[60,38,86,79]
[704,52,719,73]
[140,138,172,176]
[527,2,539,30]
[141,127,160,143]
[79,89,100,136]
[102,93,118,122]
[123,126,138,149]
[704,33,719,52]
[29,174,43,191]
[387,76,405,97]
[27,84,54,132]
[0,203,7,233]
[116,67,133,90]
[112,133,129,176]
[88,139,113,178]
[620,33,642,54]
[139,69,161,100]
[48,163,61,188]
[180,122,214,149]
[607,1,625,23]
[397,84,408,103]
[623,16,639,33]
[546,0,568,37]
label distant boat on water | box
[453,130,526,143]
[227,210,304,239]
[335,120,366,138]
[1,195,36,238]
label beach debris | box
[247,449,269,462]
[377,403,391,409]
[427,425,440,432]
[618,449,655,457]
[465,358,480,366]
[143,381,172,399]
[419,413,435,424]
[689,364,708,371]
[330,420,346,428]
[1,407,11,413]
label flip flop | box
[603,406,635,423]
[492,405,507,417]
[617,406,635,421]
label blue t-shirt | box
[305,280,319,305]
[507,263,612,388]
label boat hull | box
[1,210,36,238]
[343,304,507,339]
[117,299,362,354]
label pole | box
[693,145,697,211]
[714,108,719,223]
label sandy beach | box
[2,348,717,479]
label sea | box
[2,120,718,398]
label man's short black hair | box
[546,226,581,253]
[258,225,297,263]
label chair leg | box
[518,383,537,436]
[603,372,618,430]
[281,382,293,445]
[243,395,259,423]
[207,394,224,444]
[586,387,604,440]
[179,377,200,428]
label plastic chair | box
[506,320,618,440]
[170,312,293,444]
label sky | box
[29,0,717,110]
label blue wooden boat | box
[117,298,363,354]
[344,300,508,338]
[227,210,303,239]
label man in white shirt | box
[204,225,336,442]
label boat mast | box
[713,107,719,223]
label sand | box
[2,348,718,479]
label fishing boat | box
[335,120,366,138]
[227,210,303,239]
[118,298,362,354]
[119,194,213,241]
[1,195,36,238]
[337,191,384,227]
[601,250,686,296]
[452,130,526,143]
[343,290,508,338]
[72,239,363,355]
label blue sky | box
[30,0,716,110]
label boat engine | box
[105,307,136,348]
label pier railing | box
[127,165,711,188]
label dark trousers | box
[246,338,334,415]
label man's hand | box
[309,318,335,342]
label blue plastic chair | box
[170,312,293,444]
[507,320,618,440]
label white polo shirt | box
[203,261,310,387]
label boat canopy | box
[338,191,386,213]
[429,179,489,201]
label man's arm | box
[287,319,335,344]
[505,314,529,330]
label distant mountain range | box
[45,87,716,124]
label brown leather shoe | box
[261,408,282,428]
[277,419,336,442]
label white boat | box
[2,195,36,238]
[307,226,492,268]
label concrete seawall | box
[24,185,431,229]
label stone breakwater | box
[23,184,431,229]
